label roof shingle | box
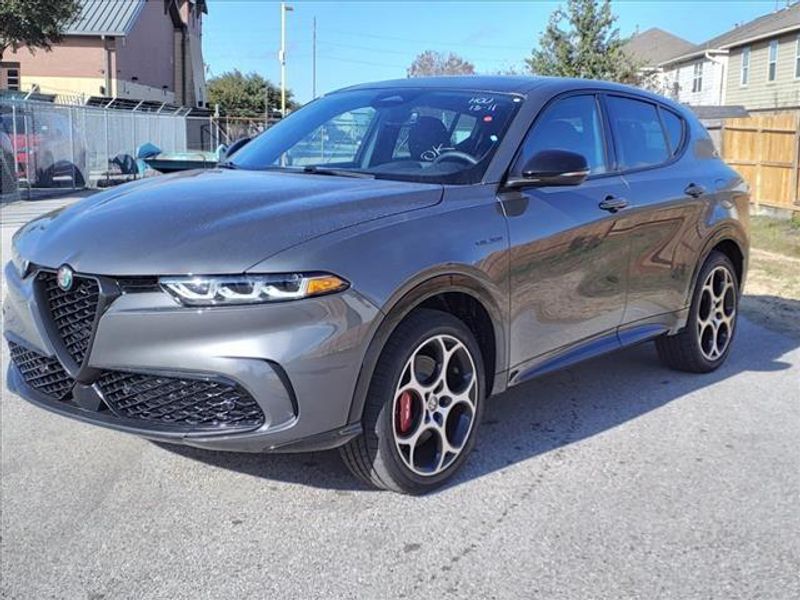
[706,2,800,50]
[661,2,800,65]
[624,28,696,67]
[65,0,146,37]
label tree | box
[207,70,296,116]
[525,0,638,83]
[407,50,475,78]
[0,0,80,61]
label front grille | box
[39,271,100,365]
[96,371,265,430]
[8,341,74,401]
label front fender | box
[257,184,511,425]
[345,271,509,425]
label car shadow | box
[155,316,798,493]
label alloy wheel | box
[697,265,737,361]
[392,334,478,477]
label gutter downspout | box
[181,26,187,106]
[101,35,113,96]
[705,49,728,106]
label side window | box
[606,96,669,170]
[768,40,778,82]
[451,113,477,144]
[659,108,685,156]
[515,95,607,175]
[285,107,376,166]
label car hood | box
[14,169,443,275]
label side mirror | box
[224,136,252,160]
[506,149,590,187]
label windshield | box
[229,88,522,184]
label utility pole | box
[280,2,293,117]
[312,16,317,99]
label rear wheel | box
[36,152,54,187]
[341,309,485,494]
[656,251,739,373]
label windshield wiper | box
[217,161,239,169]
[302,166,374,179]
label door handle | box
[598,195,629,212]
[684,183,706,198]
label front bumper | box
[3,261,380,452]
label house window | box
[795,34,800,78]
[741,46,750,85]
[6,67,19,90]
[692,62,703,93]
[768,39,778,82]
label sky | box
[204,0,784,105]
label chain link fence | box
[1,99,198,195]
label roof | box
[662,3,800,65]
[335,76,684,109]
[65,0,146,37]
[689,105,749,120]
[624,28,696,67]
[339,76,545,94]
[709,2,800,50]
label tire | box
[340,308,485,494]
[36,153,54,187]
[656,251,739,373]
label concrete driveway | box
[1,195,799,599]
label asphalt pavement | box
[1,194,799,599]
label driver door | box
[501,93,632,378]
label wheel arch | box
[346,272,507,425]
[687,224,748,307]
[711,238,745,287]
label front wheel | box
[656,251,739,373]
[340,309,485,494]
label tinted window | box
[516,95,607,175]
[660,108,684,156]
[606,96,669,169]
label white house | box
[659,50,728,106]
[655,3,800,108]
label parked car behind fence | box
[0,98,218,190]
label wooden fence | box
[715,111,800,213]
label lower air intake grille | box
[96,371,265,430]
[9,342,74,401]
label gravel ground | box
[1,193,799,599]
[1,318,798,599]
[743,248,800,339]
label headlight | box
[11,244,29,278]
[159,272,349,306]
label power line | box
[316,39,524,64]
[317,40,413,56]
[320,54,407,69]
[320,26,531,51]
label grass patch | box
[744,214,800,338]
[750,215,800,258]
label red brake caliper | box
[397,391,413,434]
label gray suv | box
[5,77,748,493]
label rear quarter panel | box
[620,112,749,328]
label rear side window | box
[516,95,607,175]
[660,108,685,156]
[606,96,669,170]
